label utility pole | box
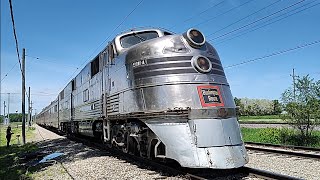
[22,48,26,144]
[28,87,31,127]
[8,93,10,123]
[3,101,6,124]
[291,68,296,101]
[29,101,33,126]
[33,109,37,120]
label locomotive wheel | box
[121,132,128,153]
[149,140,158,160]
[128,137,139,156]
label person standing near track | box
[6,126,14,147]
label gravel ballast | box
[246,150,320,179]
[30,125,185,180]
[30,125,319,179]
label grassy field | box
[0,122,37,179]
[241,127,320,147]
[239,115,282,120]
[0,143,38,179]
[239,115,285,123]
[0,122,35,146]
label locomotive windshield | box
[120,31,159,48]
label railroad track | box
[75,137,303,180]
[39,125,302,179]
[245,142,320,159]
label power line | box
[169,0,226,30]
[1,92,56,96]
[224,39,320,69]
[79,0,144,69]
[1,54,77,83]
[1,62,19,82]
[58,0,144,94]
[214,0,320,45]
[8,0,23,75]
[26,55,79,68]
[209,0,306,42]
[8,0,29,114]
[207,0,282,38]
[190,0,255,29]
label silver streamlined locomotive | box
[36,28,249,169]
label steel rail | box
[65,132,207,180]
[61,134,303,180]
[245,145,320,159]
[241,167,302,180]
[245,141,320,152]
[38,125,303,180]
[239,122,288,124]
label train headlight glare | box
[163,37,188,54]
[184,28,206,48]
[192,56,212,73]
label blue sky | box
[1,0,320,115]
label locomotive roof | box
[113,28,173,53]
[115,27,174,38]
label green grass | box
[241,127,320,147]
[0,143,38,180]
[0,122,35,146]
[0,123,37,179]
[239,115,285,123]
[239,115,282,120]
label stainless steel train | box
[36,28,249,169]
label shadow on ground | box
[1,136,249,180]
[0,137,107,180]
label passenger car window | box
[120,31,159,48]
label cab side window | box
[108,43,116,65]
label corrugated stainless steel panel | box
[72,99,102,121]
[133,62,192,73]
[134,68,197,79]
[145,56,192,64]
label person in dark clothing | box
[6,126,14,147]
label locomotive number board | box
[197,85,224,107]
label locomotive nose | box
[183,28,206,48]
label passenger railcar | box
[36,28,248,169]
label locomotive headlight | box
[183,28,206,48]
[192,56,212,73]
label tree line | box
[234,97,282,116]
[235,74,320,146]
[0,113,26,123]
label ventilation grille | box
[107,94,119,115]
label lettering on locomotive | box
[197,85,224,107]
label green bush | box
[241,127,320,147]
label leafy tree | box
[272,100,282,115]
[281,75,320,145]
[252,103,261,116]
[234,97,241,106]
[234,97,244,115]
[9,113,24,122]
